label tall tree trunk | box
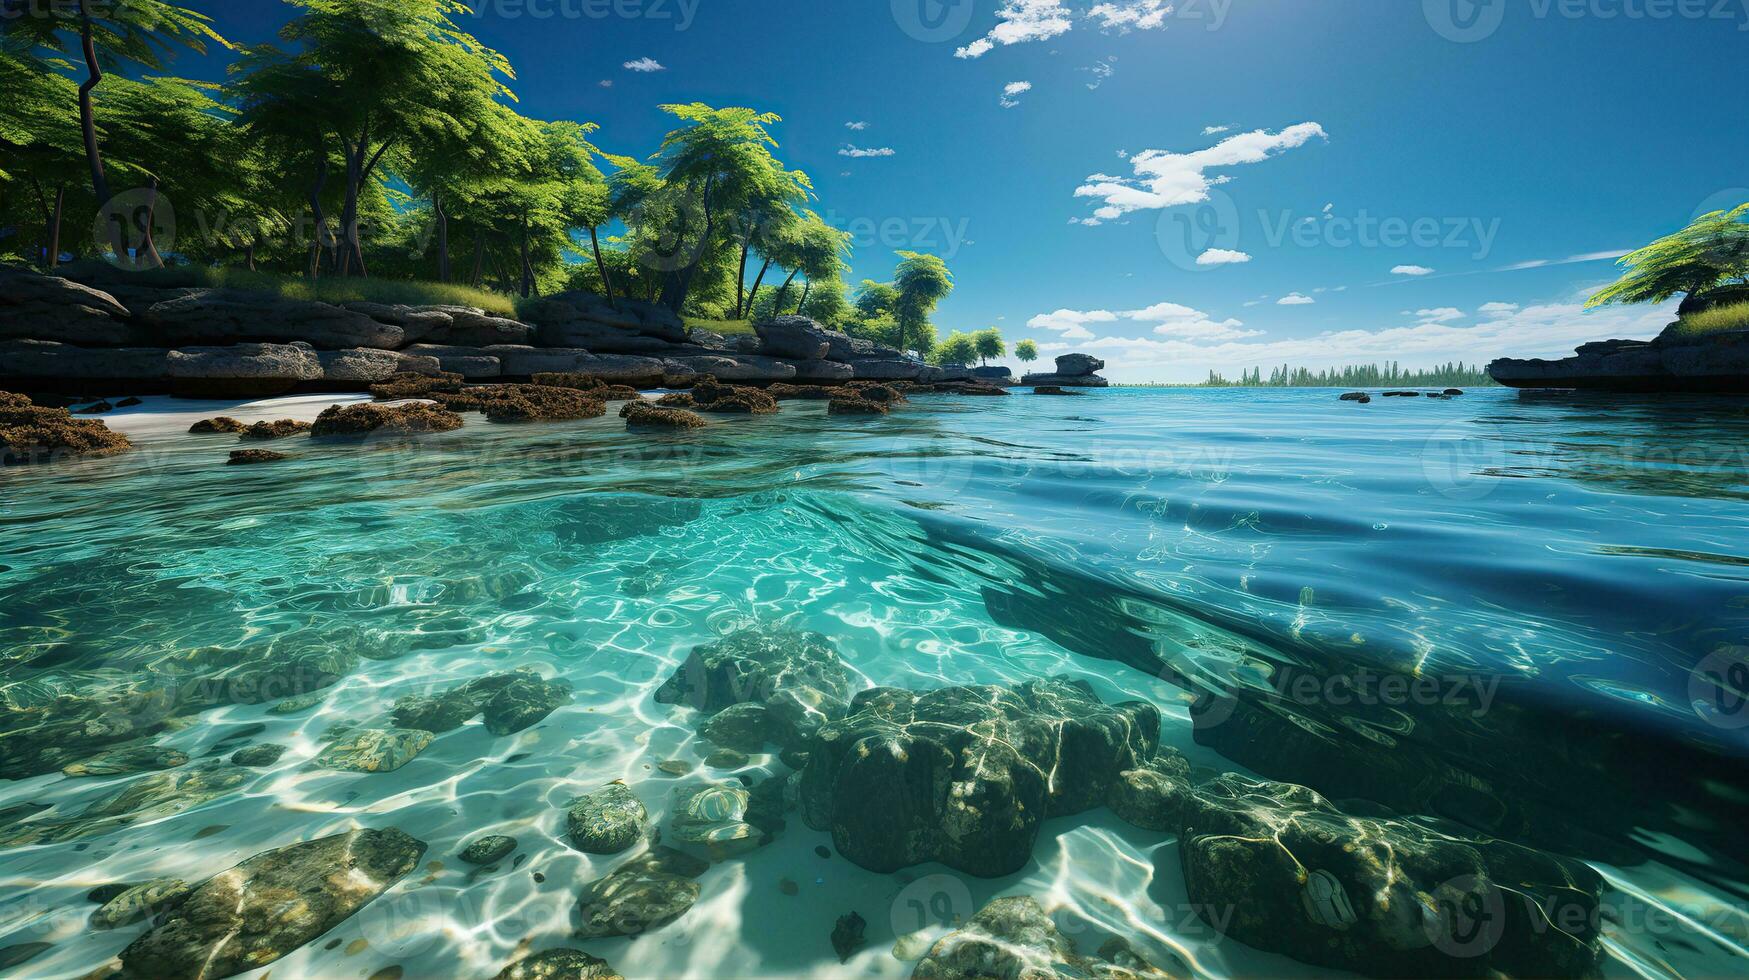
[796,279,811,315]
[519,213,533,298]
[307,155,329,280]
[47,184,65,271]
[772,267,800,316]
[245,239,257,272]
[434,191,450,282]
[662,173,716,314]
[744,258,773,320]
[77,0,121,258]
[470,233,486,287]
[733,233,750,317]
[138,177,164,269]
[588,225,616,309]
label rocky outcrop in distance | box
[1022,353,1110,388]
[1489,326,1749,391]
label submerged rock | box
[1,764,248,847]
[574,846,708,939]
[229,743,288,768]
[369,371,464,400]
[697,702,771,753]
[61,743,189,778]
[1172,772,1604,978]
[831,911,867,963]
[189,416,247,433]
[89,878,191,929]
[669,782,767,859]
[460,834,518,865]
[655,625,854,751]
[228,449,288,466]
[315,728,433,773]
[391,670,571,736]
[1032,385,1086,396]
[567,783,650,855]
[827,397,888,416]
[799,677,1160,877]
[913,896,1173,980]
[493,948,624,980]
[119,828,425,978]
[310,402,464,439]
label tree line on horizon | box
[0,0,996,359]
[1189,361,1498,388]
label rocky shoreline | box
[1488,324,1749,391]
[0,266,1111,398]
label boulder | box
[166,343,324,398]
[339,301,457,341]
[309,402,464,440]
[62,744,189,778]
[401,344,503,379]
[799,677,1159,877]
[665,353,797,383]
[390,670,570,736]
[316,348,440,383]
[369,371,464,400]
[754,316,832,360]
[90,878,192,930]
[1489,329,1749,391]
[522,292,688,351]
[1020,372,1110,389]
[0,266,139,345]
[849,359,926,380]
[188,414,249,433]
[821,330,904,363]
[229,743,287,766]
[620,401,705,430]
[460,835,517,865]
[1032,385,1084,396]
[102,283,204,319]
[655,625,853,751]
[574,846,707,939]
[145,289,404,349]
[237,419,311,440]
[314,728,433,773]
[567,782,650,854]
[913,896,1173,980]
[1054,353,1105,377]
[969,366,1016,385]
[118,828,425,978]
[786,359,856,383]
[1171,773,1605,978]
[827,397,887,416]
[426,308,534,347]
[669,782,770,859]
[0,339,171,381]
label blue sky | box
[182,0,1749,381]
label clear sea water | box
[1,387,1746,978]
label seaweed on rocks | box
[227,449,288,465]
[827,397,888,416]
[369,371,465,400]
[189,416,246,433]
[0,393,131,465]
[620,401,706,429]
[237,419,311,441]
[654,625,854,752]
[310,402,465,439]
[574,846,708,939]
[566,783,650,855]
[531,372,641,400]
[912,896,1174,979]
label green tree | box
[972,327,1005,365]
[1015,339,1040,365]
[2,0,227,256]
[766,211,851,317]
[234,0,515,277]
[1589,204,1749,311]
[931,331,977,366]
[892,251,954,357]
[0,51,87,268]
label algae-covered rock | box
[655,625,853,751]
[237,418,311,441]
[697,702,771,753]
[62,743,189,778]
[0,396,131,466]
[390,670,570,736]
[229,743,287,768]
[799,677,1159,877]
[310,402,464,439]
[89,878,191,929]
[1175,773,1604,979]
[574,846,706,939]
[493,948,624,980]
[831,911,867,963]
[1105,748,1193,833]
[315,728,432,773]
[619,400,706,429]
[189,416,246,433]
[913,896,1173,979]
[460,834,517,865]
[566,783,649,855]
[669,782,766,859]
[118,828,425,978]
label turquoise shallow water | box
[1,387,1747,978]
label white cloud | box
[839,145,896,158]
[1501,249,1631,272]
[1415,307,1465,323]
[845,121,869,131]
[1000,80,1033,108]
[1202,125,1231,136]
[1082,58,1116,90]
[1075,123,1327,225]
[1277,293,1316,305]
[598,80,613,88]
[956,0,1074,59]
[1196,248,1252,266]
[1089,0,1171,31]
[1029,302,1257,343]
[1478,302,1520,315]
[1027,308,1116,340]
[623,57,665,72]
[1391,265,1435,276]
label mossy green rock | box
[913,896,1173,979]
[315,728,432,773]
[460,834,517,865]
[229,743,288,768]
[799,676,1159,877]
[574,847,706,939]
[62,743,189,778]
[655,625,853,750]
[493,948,623,980]
[566,783,649,855]
[89,878,191,929]
[119,828,425,978]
